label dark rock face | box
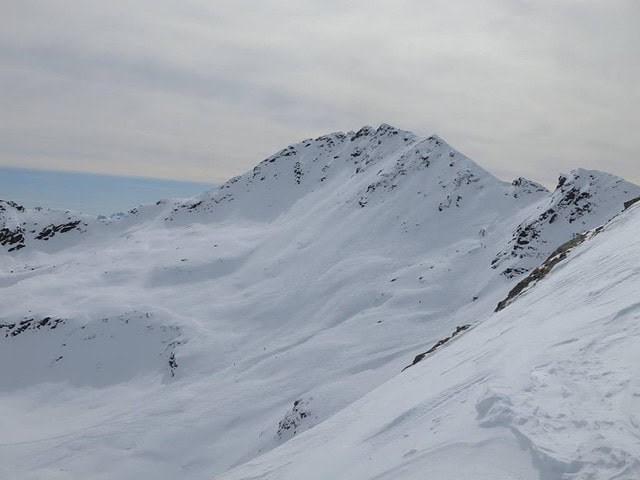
[168,352,178,377]
[293,161,303,184]
[0,201,25,213]
[501,267,529,278]
[402,324,471,371]
[510,178,548,198]
[624,196,640,210]
[492,219,546,275]
[491,170,639,278]
[35,221,83,241]
[494,229,601,312]
[277,398,316,439]
[0,317,66,337]
[0,199,90,252]
[0,226,26,251]
[554,186,593,224]
[0,201,27,251]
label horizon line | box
[0,164,219,186]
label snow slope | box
[221,202,640,480]
[1,125,638,479]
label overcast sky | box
[2,0,639,187]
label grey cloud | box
[0,0,638,186]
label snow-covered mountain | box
[222,201,640,480]
[1,125,639,479]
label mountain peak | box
[508,177,549,199]
[556,168,629,190]
[3,126,639,258]
[492,166,640,277]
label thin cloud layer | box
[1,0,638,185]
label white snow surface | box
[222,203,640,480]
[1,124,639,479]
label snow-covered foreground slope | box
[1,125,639,479]
[221,203,640,480]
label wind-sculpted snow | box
[1,125,639,479]
[221,203,640,480]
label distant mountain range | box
[0,166,214,215]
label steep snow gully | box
[1,124,639,479]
